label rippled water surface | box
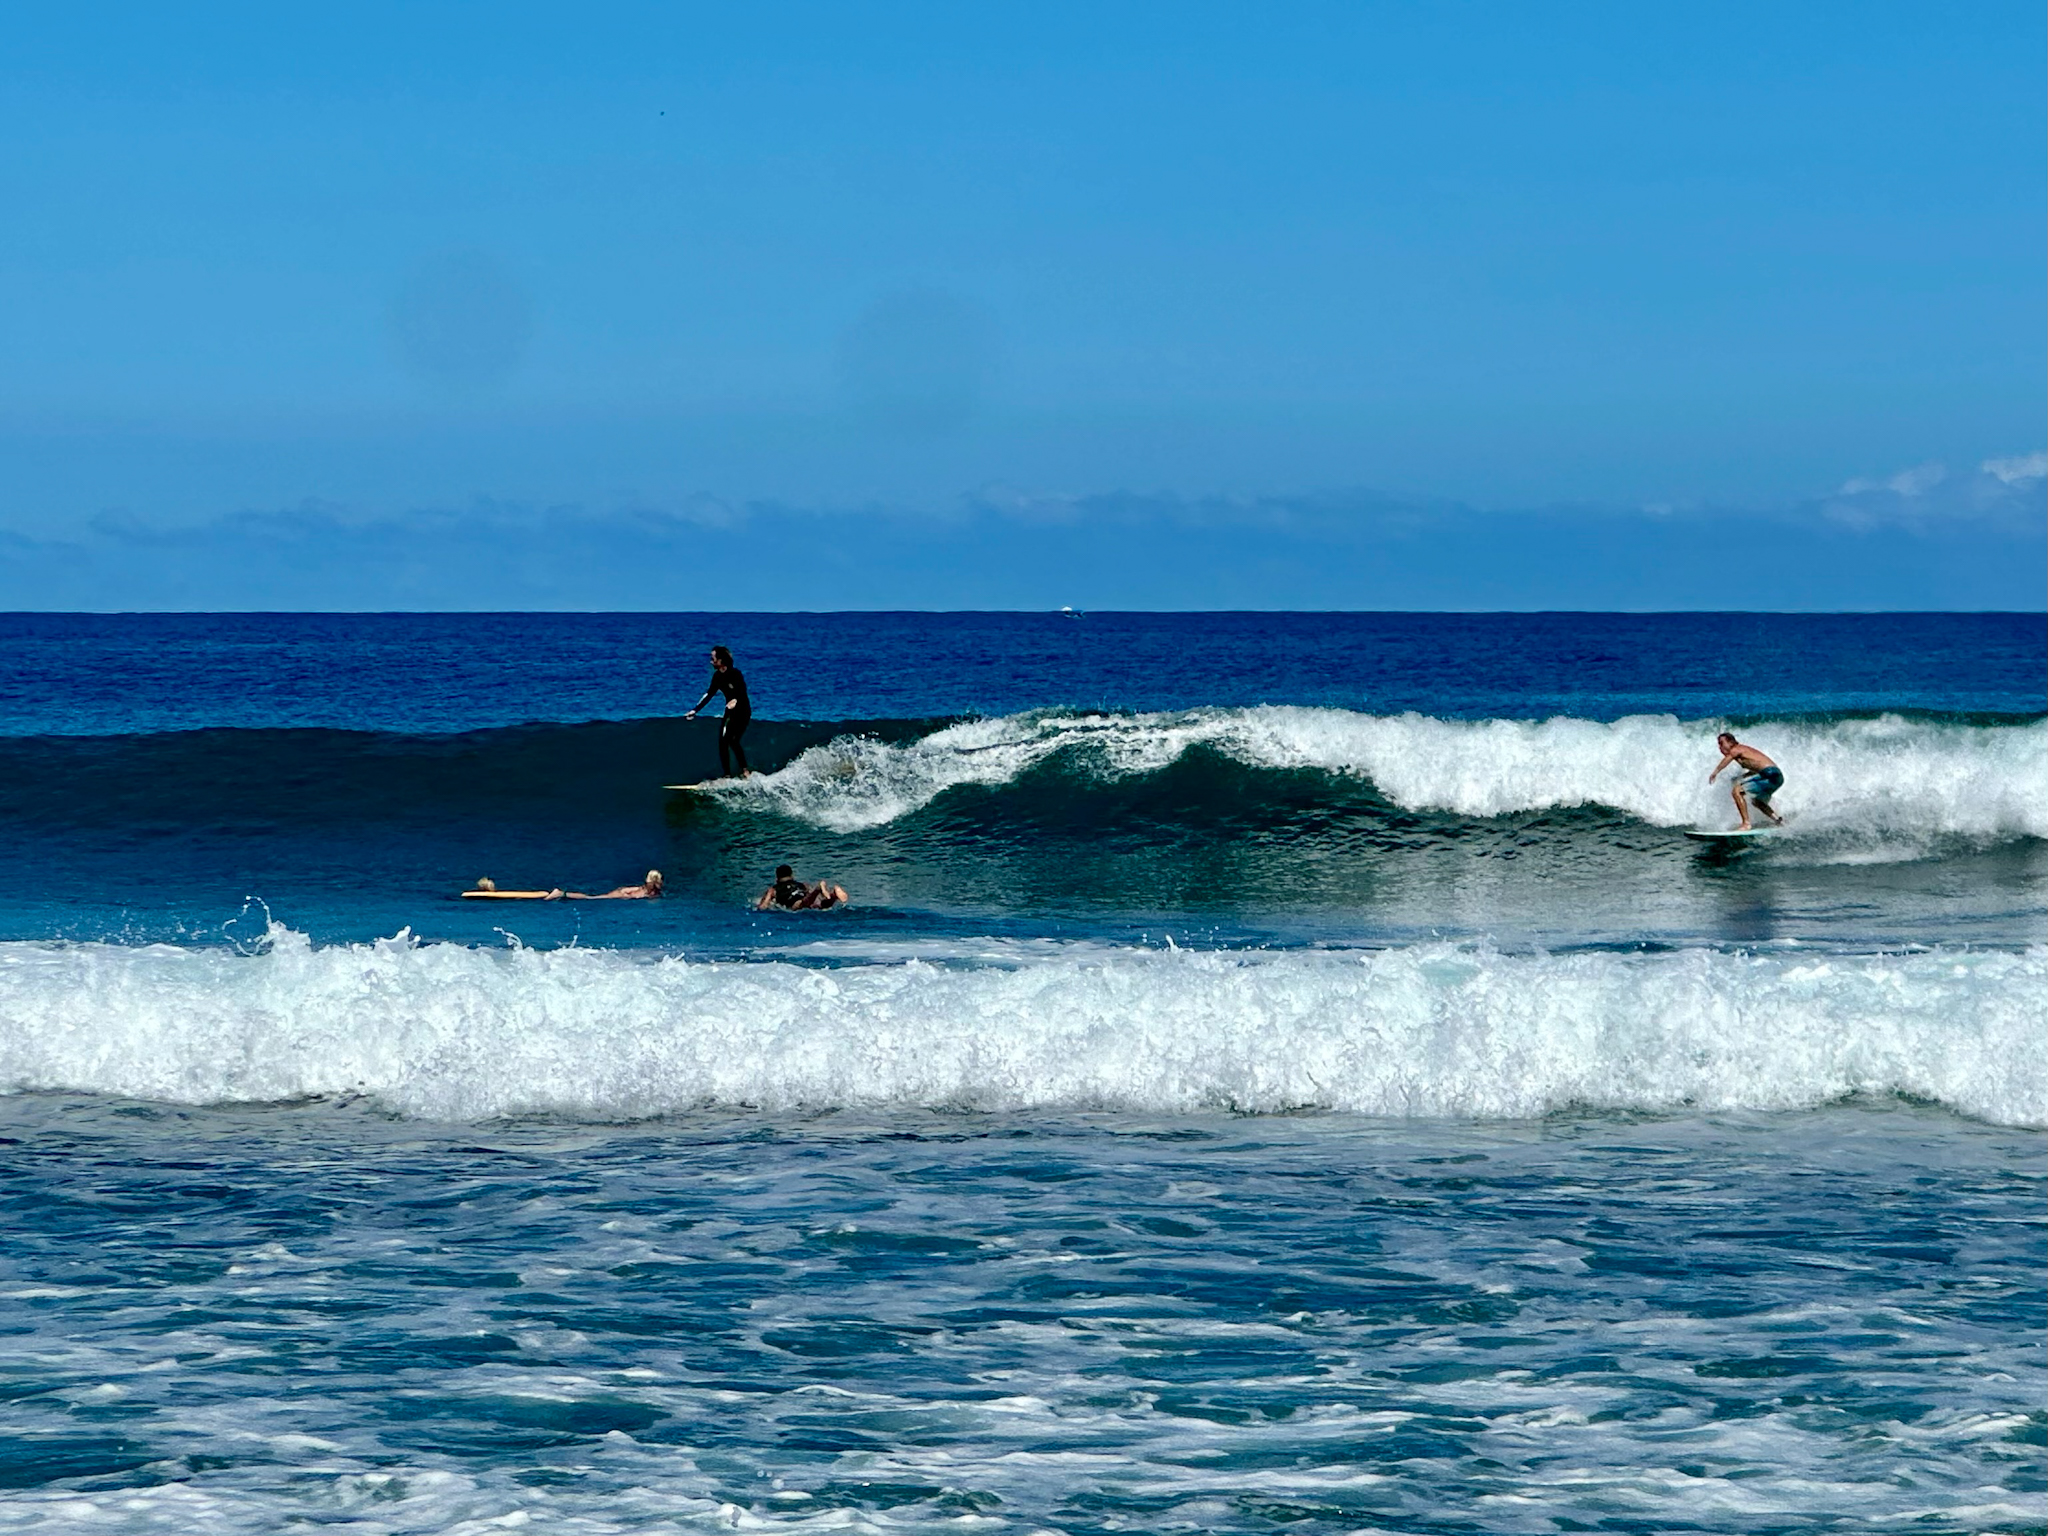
[0,1098,2040,1535]
[0,612,2041,1531]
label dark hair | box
[775,864,793,880]
[711,645,733,666]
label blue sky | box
[1,2,2041,608]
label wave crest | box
[1,929,2038,1126]
[701,708,2048,843]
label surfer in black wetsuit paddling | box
[685,645,752,777]
[757,864,849,911]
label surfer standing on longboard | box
[1708,732,1785,830]
[685,645,752,778]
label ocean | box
[0,610,2040,1534]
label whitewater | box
[2,927,2038,1126]
[706,706,2048,844]
[1,614,2039,1536]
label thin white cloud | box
[1982,451,2047,485]
[1840,461,1947,497]
[5,469,2041,609]
[1821,455,2045,531]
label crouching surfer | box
[757,864,849,911]
[1708,733,1785,830]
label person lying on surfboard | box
[756,864,848,911]
[557,870,664,900]
[463,872,663,900]
[1708,733,1785,830]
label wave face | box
[0,716,937,834]
[2,707,2040,950]
[6,709,2039,842]
[1,929,2038,1126]
[704,708,2048,843]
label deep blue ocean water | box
[0,612,2041,1533]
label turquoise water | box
[0,612,2040,1532]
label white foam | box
[0,929,2038,1126]
[701,708,2048,843]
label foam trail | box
[1,930,2038,1126]
[705,707,2048,842]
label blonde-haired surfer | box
[551,870,664,900]
[464,871,663,900]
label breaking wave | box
[7,709,2038,856]
[704,708,2048,844]
[0,928,2038,1126]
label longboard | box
[662,782,718,792]
[1683,826,1778,842]
[462,889,557,900]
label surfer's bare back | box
[552,870,664,900]
[463,871,664,900]
[1708,733,1785,830]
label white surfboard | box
[662,782,717,792]
[1683,826,1778,842]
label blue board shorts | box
[1740,766,1784,804]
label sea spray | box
[712,707,2048,840]
[1,928,2038,1125]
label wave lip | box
[703,707,2048,844]
[1,930,2039,1127]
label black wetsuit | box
[695,665,752,777]
[769,876,812,910]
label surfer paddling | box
[464,872,663,900]
[1708,733,1785,830]
[757,865,849,911]
[685,645,752,778]
[554,870,664,900]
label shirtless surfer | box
[756,865,848,911]
[465,871,664,900]
[1708,733,1785,830]
[550,870,664,900]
